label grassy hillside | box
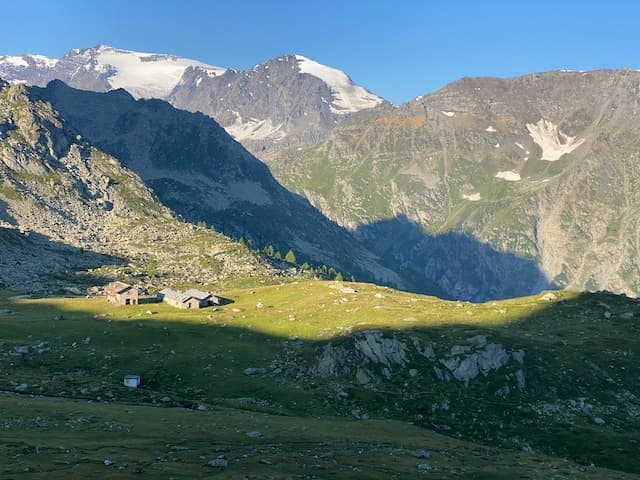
[1,281,639,477]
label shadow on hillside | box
[354,215,555,302]
[30,81,406,293]
[31,81,553,302]
[2,288,639,474]
[0,226,121,293]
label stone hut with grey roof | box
[106,282,138,306]
[157,288,219,309]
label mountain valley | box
[1,41,640,479]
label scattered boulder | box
[409,368,419,377]
[243,367,266,376]
[340,287,357,294]
[356,367,373,385]
[53,315,64,321]
[593,417,606,425]
[15,345,29,355]
[417,463,431,471]
[0,309,13,315]
[415,449,430,459]
[351,409,369,420]
[620,312,634,320]
[246,431,263,438]
[15,383,28,392]
[103,459,114,466]
[208,458,228,468]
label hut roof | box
[106,281,133,295]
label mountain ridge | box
[266,68,640,299]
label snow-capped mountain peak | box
[294,54,384,114]
[0,45,226,100]
[67,45,227,99]
[0,53,58,69]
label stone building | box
[106,282,139,306]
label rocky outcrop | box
[311,330,525,390]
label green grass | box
[1,282,639,477]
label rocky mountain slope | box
[168,54,386,154]
[27,80,407,290]
[0,46,386,155]
[0,45,225,99]
[268,69,640,300]
[0,79,273,293]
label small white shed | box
[123,374,141,388]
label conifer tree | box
[284,249,297,264]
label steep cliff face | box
[168,54,387,155]
[268,69,640,299]
[0,81,271,293]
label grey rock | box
[243,367,266,376]
[356,367,373,385]
[15,383,28,392]
[246,431,264,438]
[512,349,525,364]
[620,312,634,320]
[208,458,228,468]
[354,330,408,367]
[467,335,487,348]
[15,346,29,355]
[415,449,430,459]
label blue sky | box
[2,1,639,104]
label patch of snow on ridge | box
[485,125,497,132]
[441,111,455,117]
[463,193,481,201]
[0,56,28,67]
[94,46,226,99]
[29,55,58,68]
[226,112,286,141]
[496,171,521,182]
[526,118,584,161]
[295,55,384,114]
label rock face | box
[268,69,640,299]
[168,54,386,155]
[312,330,524,390]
